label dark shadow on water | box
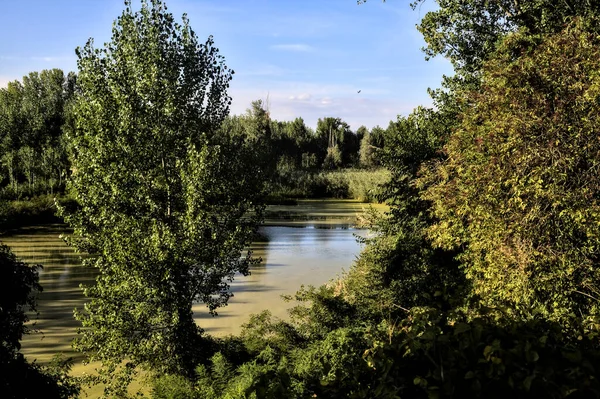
[230,284,275,294]
[194,312,232,320]
[254,263,286,268]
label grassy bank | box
[0,194,76,231]
[271,167,390,203]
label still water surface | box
[2,200,382,370]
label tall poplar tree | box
[63,0,265,393]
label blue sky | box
[0,0,453,130]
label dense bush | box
[153,295,600,399]
[421,19,600,327]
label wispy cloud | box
[1,55,74,63]
[31,56,60,62]
[229,83,425,131]
[289,93,312,101]
[270,44,314,52]
[31,55,76,63]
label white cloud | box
[0,55,74,63]
[30,55,76,63]
[229,84,423,131]
[31,56,58,62]
[289,93,312,101]
[270,44,314,52]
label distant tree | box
[301,152,318,169]
[287,117,312,146]
[369,126,385,149]
[323,145,343,170]
[359,128,379,168]
[356,125,368,143]
[0,69,74,197]
[220,99,275,180]
[63,0,265,393]
[316,117,358,167]
[18,146,36,193]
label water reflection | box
[2,224,95,364]
[2,200,377,364]
[193,225,365,336]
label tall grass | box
[0,194,77,230]
[270,168,390,203]
[320,168,390,202]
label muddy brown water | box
[3,199,385,395]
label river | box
[3,199,384,393]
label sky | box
[0,0,453,131]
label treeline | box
[0,69,75,198]
[233,107,390,201]
[0,73,390,204]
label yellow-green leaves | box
[422,18,600,327]
[62,0,263,394]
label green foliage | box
[422,19,600,326]
[152,373,200,399]
[359,130,379,168]
[62,0,265,393]
[0,244,41,355]
[320,169,390,202]
[413,0,600,76]
[361,308,600,398]
[340,106,464,322]
[155,289,600,398]
[268,168,389,202]
[0,69,74,199]
[317,117,360,167]
[323,145,343,170]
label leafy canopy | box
[422,18,600,326]
[63,0,265,393]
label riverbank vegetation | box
[150,1,600,398]
[3,0,600,398]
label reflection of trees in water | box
[3,227,96,330]
[12,221,365,355]
[2,227,93,363]
[260,226,361,264]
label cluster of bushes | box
[0,194,79,230]
[321,169,390,202]
[154,300,600,398]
